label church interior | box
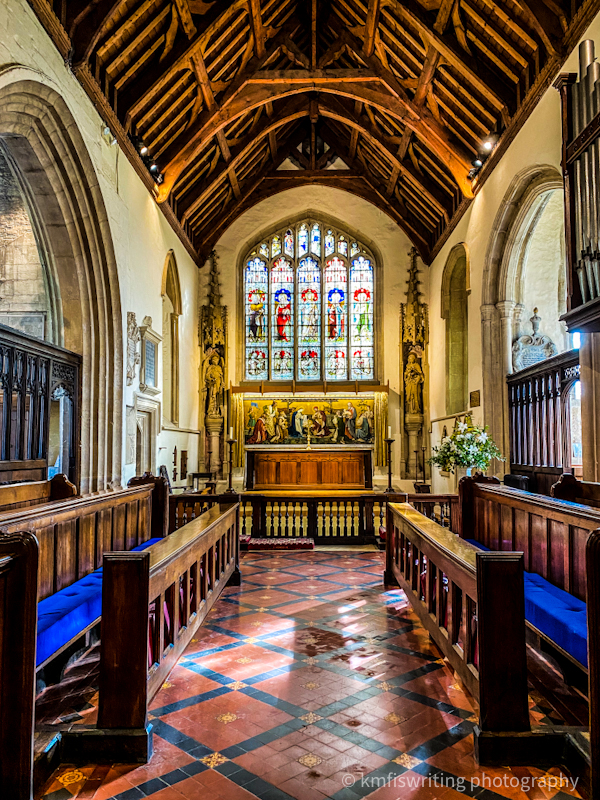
[5,0,600,798]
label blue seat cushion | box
[523,573,587,667]
[37,572,103,667]
[462,540,587,666]
[464,538,491,551]
[36,538,162,667]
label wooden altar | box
[245,447,373,491]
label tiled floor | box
[39,550,580,800]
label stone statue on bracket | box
[404,353,425,415]
[126,311,140,386]
[512,308,558,372]
[200,253,228,476]
[400,248,429,481]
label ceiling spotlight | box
[155,173,164,185]
[471,158,483,168]
[140,144,148,156]
[482,137,495,152]
[149,163,159,173]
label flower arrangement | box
[428,416,504,474]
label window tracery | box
[244,220,375,382]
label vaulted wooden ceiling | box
[28,0,599,263]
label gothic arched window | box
[244,220,375,382]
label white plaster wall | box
[0,0,202,488]
[427,10,600,492]
[210,185,419,485]
[520,190,568,351]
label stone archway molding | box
[481,164,563,469]
[0,71,123,492]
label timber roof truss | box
[28,0,600,263]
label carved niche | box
[200,252,228,475]
[400,248,429,480]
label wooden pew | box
[0,530,38,800]
[385,502,529,729]
[62,502,241,763]
[0,483,160,602]
[551,473,600,509]
[459,475,596,685]
[0,473,76,512]
[385,502,593,790]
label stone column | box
[205,415,224,475]
[405,413,423,480]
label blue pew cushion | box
[523,572,587,667]
[37,572,103,667]
[36,538,162,667]
[463,539,587,666]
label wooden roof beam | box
[174,0,197,39]
[67,0,124,66]
[363,0,382,58]
[156,75,473,201]
[517,0,564,55]
[180,98,309,218]
[248,0,267,59]
[383,0,513,112]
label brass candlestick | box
[384,437,395,494]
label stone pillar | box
[205,415,224,475]
[405,413,423,480]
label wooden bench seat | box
[36,538,162,669]
[0,473,76,513]
[465,537,588,667]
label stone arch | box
[441,244,470,415]
[161,250,181,425]
[0,77,123,492]
[481,164,564,467]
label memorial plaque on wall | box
[145,340,156,387]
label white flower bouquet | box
[428,416,504,474]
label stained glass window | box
[325,230,335,256]
[311,224,321,257]
[350,256,374,379]
[325,257,347,380]
[271,257,294,380]
[284,229,294,257]
[243,220,376,381]
[245,257,269,380]
[298,258,321,379]
[298,224,309,256]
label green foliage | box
[428,416,504,474]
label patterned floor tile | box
[37,550,581,800]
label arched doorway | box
[482,165,565,475]
[0,77,123,492]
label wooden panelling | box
[0,484,159,601]
[247,449,372,491]
[459,477,600,601]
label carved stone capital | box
[205,414,224,434]
[495,300,516,319]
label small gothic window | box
[243,219,376,382]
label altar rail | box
[97,503,240,738]
[0,482,161,601]
[385,502,529,728]
[460,476,600,601]
[408,493,460,532]
[170,492,408,544]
